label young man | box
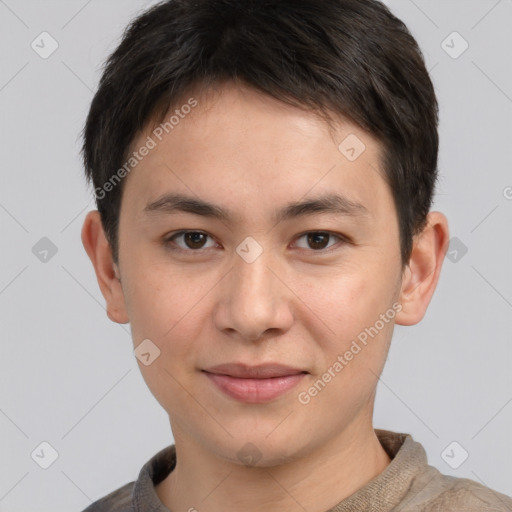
[80,0,512,510]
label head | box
[81,0,449,466]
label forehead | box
[121,82,392,225]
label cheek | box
[120,263,174,349]
[295,265,385,331]
[298,264,397,369]
[124,260,211,362]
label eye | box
[163,230,348,254]
[165,231,217,252]
[292,231,345,252]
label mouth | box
[204,362,308,379]
[202,363,308,403]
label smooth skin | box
[82,81,449,512]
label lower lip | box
[204,371,307,403]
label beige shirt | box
[82,429,512,511]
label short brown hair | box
[82,0,439,266]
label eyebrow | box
[143,192,369,224]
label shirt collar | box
[132,429,427,512]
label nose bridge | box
[218,237,291,340]
[232,240,277,311]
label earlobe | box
[81,210,130,324]
[395,211,450,326]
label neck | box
[156,421,391,512]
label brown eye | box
[165,231,215,252]
[306,232,330,250]
[182,232,208,249]
[164,230,347,255]
[294,231,344,252]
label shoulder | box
[81,481,134,512]
[429,475,512,512]
[374,430,512,512]
[79,443,176,512]
[402,468,512,511]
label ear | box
[395,211,450,326]
[81,210,129,324]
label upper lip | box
[203,363,308,379]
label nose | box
[213,245,294,342]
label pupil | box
[186,232,205,249]
[308,232,328,250]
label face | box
[112,82,406,465]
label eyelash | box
[163,230,349,255]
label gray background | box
[1,0,511,510]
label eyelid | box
[164,230,349,254]
[294,231,351,254]
[165,230,219,252]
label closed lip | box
[203,363,308,379]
